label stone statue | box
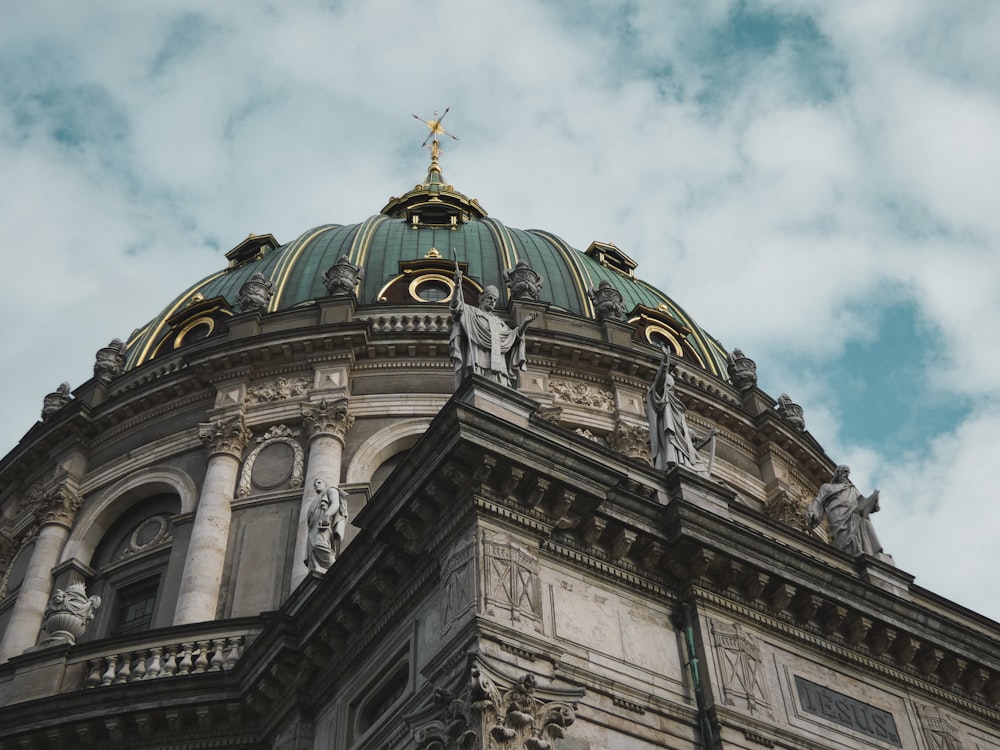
[237,272,274,313]
[41,382,72,421]
[504,259,544,301]
[587,279,625,322]
[646,346,716,475]
[776,393,806,431]
[450,260,537,388]
[41,581,101,645]
[726,348,757,392]
[323,255,364,296]
[94,338,127,382]
[807,465,882,557]
[305,478,349,573]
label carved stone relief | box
[245,377,311,405]
[548,379,614,412]
[710,619,771,715]
[482,532,541,630]
[608,421,652,465]
[411,662,581,750]
[237,425,305,497]
[443,541,477,632]
[765,489,809,531]
[114,514,174,561]
[917,704,963,750]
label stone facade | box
[1,176,998,750]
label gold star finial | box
[412,108,459,167]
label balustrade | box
[85,635,245,689]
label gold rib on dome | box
[269,225,339,311]
[527,229,596,317]
[129,271,228,368]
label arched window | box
[85,493,180,640]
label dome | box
[123,153,729,379]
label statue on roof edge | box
[450,256,537,389]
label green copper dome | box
[124,156,729,378]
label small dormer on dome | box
[225,233,280,269]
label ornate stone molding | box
[411,663,581,750]
[41,382,72,421]
[504,260,544,301]
[608,421,652,464]
[245,376,311,405]
[38,484,84,528]
[237,425,305,497]
[549,379,614,411]
[301,397,354,441]
[710,619,772,716]
[237,272,274,313]
[41,581,101,646]
[94,339,127,382]
[198,416,252,459]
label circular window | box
[643,325,684,356]
[173,317,215,348]
[408,274,455,303]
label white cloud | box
[1,0,999,622]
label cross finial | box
[412,108,459,166]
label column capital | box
[198,415,252,459]
[301,397,354,441]
[36,483,84,529]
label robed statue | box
[306,478,349,573]
[647,346,716,476]
[808,465,882,556]
[450,258,537,389]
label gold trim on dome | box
[642,325,686,357]
[133,271,227,367]
[408,273,456,303]
[173,316,216,348]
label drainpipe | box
[674,602,717,749]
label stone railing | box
[74,622,261,690]
[361,312,452,334]
[86,636,244,687]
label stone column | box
[0,485,82,660]
[292,398,354,589]
[173,416,251,625]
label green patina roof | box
[124,161,729,378]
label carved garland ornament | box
[548,379,614,412]
[245,376,311,405]
[237,425,305,497]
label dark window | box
[360,663,409,731]
[112,578,159,635]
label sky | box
[1,1,999,621]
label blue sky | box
[2,1,999,621]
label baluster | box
[404,315,415,332]
[193,641,210,673]
[146,647,163,679]
[101,655,118,686]
[392,316,403,332]
[131,650,147,680]
[86,659,102,688]
[209,639,225,672]
[163,645,178,677]
[415,316,427,332]
[177,643,194,675]
[114,653,132,683]
[223,636,243,670]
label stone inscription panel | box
[794,676,901,747]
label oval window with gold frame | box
[408,273,455,303]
